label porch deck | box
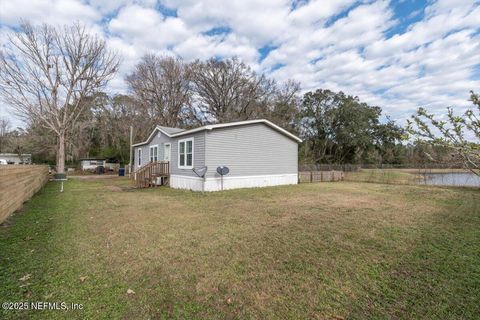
[134,161,170,188]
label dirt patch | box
[69,175,120,180]
[105,185,124,192]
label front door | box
[164,143,171,162]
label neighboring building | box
[0,153,32,164]
[80,158,121,172]
[104,160,120,172]
[132,119,301,192]
[80,158,106,171]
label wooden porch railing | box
[134,161,170,188]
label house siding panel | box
[204,123,298,178]
[134,131,171,170]
[134,131,206,177]
[170,131,206,177]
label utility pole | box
[129,126,133,177]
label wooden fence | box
[299,170,344,183]
[0,165,49,224]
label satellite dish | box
[193,166,208,178]
[216,166,230,191]
[216,166,230,176]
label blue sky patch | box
[385,0,428,38]
[203,26,231,37]
[258,44,278,61]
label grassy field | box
[344,168,479,185]
[344,169,419,184]
[0,178,479,319]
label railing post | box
[134,160,170,188]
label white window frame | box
[137,149,142,167]
[178,138,194,169]
[149,144,158,163]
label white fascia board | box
[131,126,174,147]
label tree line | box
[0,23,478,174]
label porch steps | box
[134,161,170,188]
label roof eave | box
[131,126,176,147]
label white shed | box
[0,153,32,164]
[80,158,106,171]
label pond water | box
[419,172,480,187]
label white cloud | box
[88,0,157,14]
[165,0,291,45]
[173,33,259,64]
[0,0,101,26]
[109,5,163,37]
[288,0,357,27]
[365,0,479,59]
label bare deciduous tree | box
[264,79,301,132]
[0,22,119,173]
[191,57,275,124]
[126,54,193,128]
[0,117,12,153]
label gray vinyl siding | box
[204,123,298,178]
[170,131,206,177]
[133,131,171,171]
[133,130,206,176]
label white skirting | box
[170,173,298,192]
[170,175,205,191]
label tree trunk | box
[57,131,66,174]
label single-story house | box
[0,153,32,164]
[132,119,302,191]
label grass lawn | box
[344,168,479,186]
[1,178,479,319]
[344,169,420,185]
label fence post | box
[310,171,313,183]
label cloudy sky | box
[0,0,479,127]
